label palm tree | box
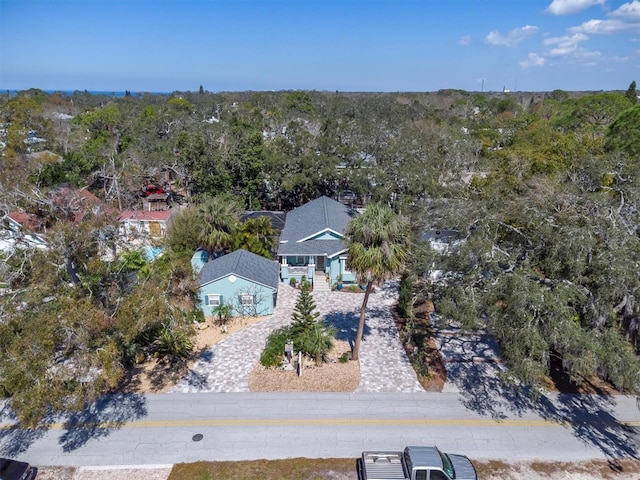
[232,216,276,258]
[197,195,242,258]
[346,203,410,361]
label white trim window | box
[340,256,352,274]
[207,294,221,306]
[240,293,254,306]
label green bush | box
[296,321,336,365]
[398,272,413,318]
[260,327,292,367]
[156,322,194,364]
[191,308,206,324]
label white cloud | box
[569,18,638,34]
[573,50,602,59]
[458,35,471,46]
[546,0,606,16]
[609,0,640,20]
[485,25,539,47]
[538,32,601,63]
[543,33,589,56]
[569,1,640,34]
[520,53,547,67]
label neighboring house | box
[141,184,170,211]
[54,185,109,223]
[0,212,48,252]
[421,229,464,281]
[277,196,358,289]
[422,229,463,254]
[118,210,173,241]
[198,249,280,317]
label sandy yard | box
[119,315,361,394]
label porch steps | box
[313,272,332,293]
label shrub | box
[155,322,194,365]
[296,321,336,365]
[260,327,292,367]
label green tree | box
[232,216,276,258]
[606,105,640,156]
[211,302,233,327]
[625,80,637,105]
[556,93,632,136]
[290,279,321,338]
[287,280,335,365]
[346,203,410,361]
[197,194,242,257]
[166,206,201,254]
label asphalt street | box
[1,391,639,467]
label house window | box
[207,294,221,306]
[340,257,351,274]
[240,293,254,306]
[295,256,306,266]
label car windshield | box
[438,451,455,478]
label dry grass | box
[168,458,357,480]
[165,458,640,480]
[36,458,640,480]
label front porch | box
[279,255,357,290]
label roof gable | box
[279,196,356,245]
[199,249,279,290]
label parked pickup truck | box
[0,457,38,480]
[356,446,476,480]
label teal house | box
[197,249,280,317]
[277,196,358,290]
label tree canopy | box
[1,84,640,411]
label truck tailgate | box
[360,451,408,480]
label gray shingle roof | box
[198,249,279,290]
[239,211,286,231]
[277,196,356,257]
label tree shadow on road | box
[536,393,638,460]
[450,364,639,460]
[0,402,53,457]
[58,393,147,452]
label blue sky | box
[1,0,639,92]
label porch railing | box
[287,266,308,275]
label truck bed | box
[358,451,408,480]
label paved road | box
[1,392,639,467]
